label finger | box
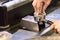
[57,29,60,34]
[50,24,55,30]
[43,3,49,13]
[53,25,60,33]
[36,1,41,14]
[50,24,59,34]
[36,2,43,14]
[32,0,37,12]
[54,29,60,34]
[53,27,58,34]
[32,0,37,7]
[43,0,51,12]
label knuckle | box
[57,29,60,33]
[32,3,36,7]
[32,3,34,5]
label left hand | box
[50,20,60,33]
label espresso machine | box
[0,0,33,33]
[0,0,57,34]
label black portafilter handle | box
[46,20,53,25]
[45,20,53,27]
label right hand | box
[32,0,43,15]
[32,0,51,15]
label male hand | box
[32,0,52,15]
[50,20,60,33]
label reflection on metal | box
[20,15,39,32]
[13,29,37,40]
[2,0,32,11]
[0,25,9,29]
[39,27,51,36]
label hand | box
[32,0,43,15]
[50,20,60,33]
[32,0,52,15]
[43,0,52,13]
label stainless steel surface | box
[12,29,37,40]
[40,27,51,36]
[20,15,39,32]
[27,36,60,40]
[2,0,32,11]
[46,8,60,20]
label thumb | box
[50,24,55,30]
[54,26,60,34]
